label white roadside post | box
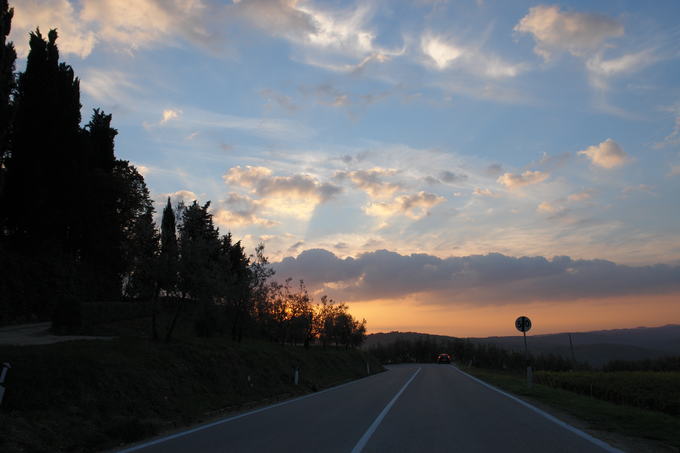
[515,316,532,389]
[0,362,11,407]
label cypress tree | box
[81,109,122,300]
[124,204,159,300]
[159,197,179,295]
[4,28,82,251]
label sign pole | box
[515,316,532,389]
[524,330,532,389]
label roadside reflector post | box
[0,362,11,407]
[515,316,533,389]
[293,367,299,385]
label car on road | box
[436,353,451,364]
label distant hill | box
[364,325,680,367]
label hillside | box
[364,324,680,367]
[0,337,383,452]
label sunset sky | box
[11,0,680,336]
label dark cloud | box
[439,170,468,183]
[534,152,572,170]
[272,249,680,304]
[288,241,305,252]
[486,163,503,176]
[225,166,342,202]
[334,168,402,198]
[260,88,299,112]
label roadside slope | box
[0,337,382,453]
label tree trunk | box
[151,283,160,341]
[165,296,183,342]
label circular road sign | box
[515,316,532,333]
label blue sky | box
[10,1,680,334]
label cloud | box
[622,184,654,196]
[568,190,594,202]
[213,192,278,228]
[536,201,568,218]
[535,152,572,170]
[12,0,217,58]
[225,166,341,202]
[232,0,316,40]
[473,188,499,198]
[497,170,549,189]
[79,0,212,53]
[11,0,96,58]
[235,0,400,72]
[537,201,560,214]
[420,33,526,78]
[669,165,680,177]
[143,108,183,129]
[439,170,467,184]
[260,88,299,112]
[160,109,181,124]
[81,69,140,104]
[334,168,402,198]
[586,50,659,91]
[421,35,463,69]
[156,106,314,140]
[514,5,623,60]
[155,190,200,210]
[288,241,305,252]
[485,164,503,177]
[273,249,680,304]
[655,117,680,149]
[364,191,445,219]
[135,164,150,177]
[298,84,392,112]
[578,138,629,169]
[586,50,656,79]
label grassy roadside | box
[463,366,680,451]
[0,337,383,453]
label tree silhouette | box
[4,29,82,252]
[81,109,123,300]
[159,197,179,295]
[0,0,15,175]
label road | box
[118,364,621,453]
[0,322,113,345]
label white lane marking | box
[449,366,623,453]
[351,367,422,453]
[117,373,383,453]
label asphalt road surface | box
[118,364,621,453]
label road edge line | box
[116,372,384,453]
[351,367,422,453]
[449,366,623,453]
